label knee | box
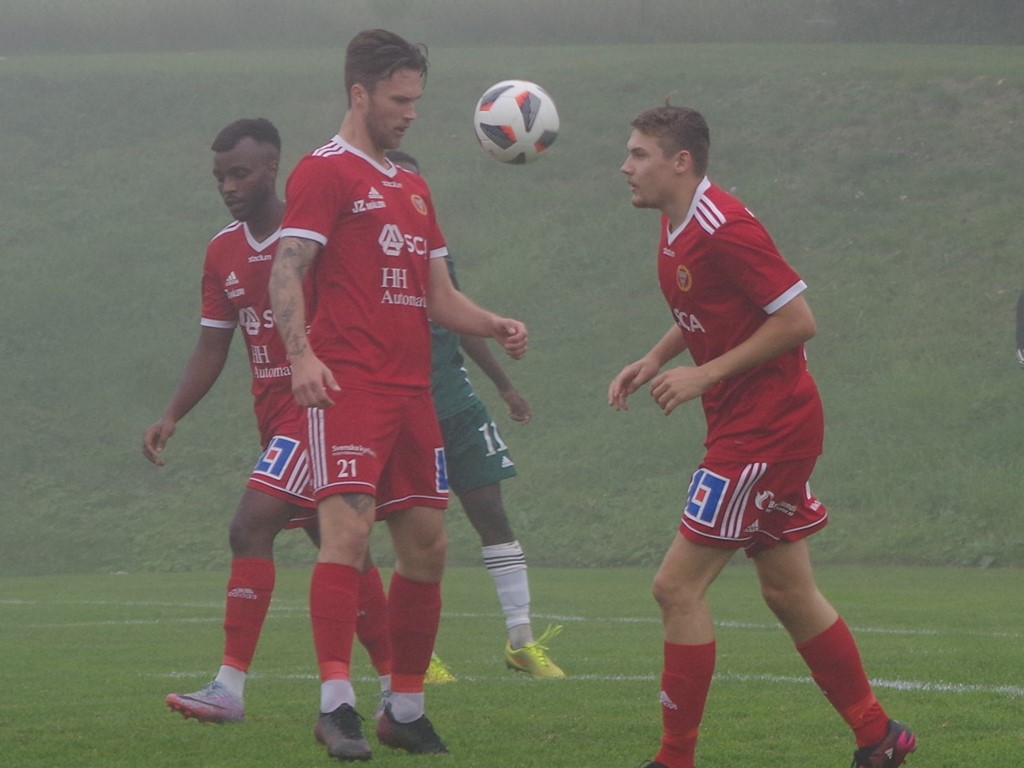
[317,525,372,565]
[228,515,275,558]
[419,526,448,566]
[760,581,810,623]
[652,571,697,616]
[402,529,447,582]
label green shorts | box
[439,399,518,494]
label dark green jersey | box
[431,255,477,420]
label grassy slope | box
[1,44,1022,575]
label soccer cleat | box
[1017,348,1024,367]
[851,720,917,768]
[505,624,566,678]
[165,680,244,723]
[314,703,372,762]
[376,703,449,754]
[425,653,457,684]
[635,762,668,768]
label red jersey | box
[280,137,448,394]
[657,177,823,462]
[201,220,294,444]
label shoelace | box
[522,623,563,662]
[328,704,365,737]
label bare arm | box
[269,235,339,407]
[460,335,531,423]
[269,235,317,359]
[608,325,689,411]
[427,258,528,359]
[649,294,816,415]
[142,325,234,464]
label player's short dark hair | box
[631,106,710,175]
[385,149,419,172]
[210,117,281,153]
[344,29,428,103]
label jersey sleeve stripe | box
[311,137,346,158]
[280,227,328,246]
[698,197,727,227]
[208,220,244,245]
[764,280,807,315]
[201,317,236,329]
[694,198,726,235]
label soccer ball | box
[473,80,559,165]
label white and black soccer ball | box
[473,79,559,165]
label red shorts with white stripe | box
[305,387,449,517]
[679,457,827,557]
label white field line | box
[152,669,1024,699]
[8,606,1024,640]
[7,599,1020,698]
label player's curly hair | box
[210,117,281,153]
[344,28,429,104]
[630,105,710,175]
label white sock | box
[214,665,246,701]
[388,691,424,723]
[320,679,355,713]
[508,622,533,649]
[481,541,531,642]
[379,674,392,694]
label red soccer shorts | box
[679,457,827,557]
[247,404,316,529]
[305,387,449,517]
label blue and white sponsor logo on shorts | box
[435,447,450,493]
[253,436,300,479]
[684,468,730,527]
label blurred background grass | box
[1,4,1022,575]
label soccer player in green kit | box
[387,150,564,681]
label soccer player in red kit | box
[609,106,916,768]
[269,30,527,761]
[143,117,394,724]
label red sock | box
[387,572,441,693]
[309,562,360,681]
[654,641,715,768]
[221,557,275,672]
[796,618,890,747]
[356,566,392,677]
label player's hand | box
[608,358,659,411]
[142,419,176,465]
[494,319,528,360]
[289,350,340,408]
[500,387,532,424]
[649,365,712,415]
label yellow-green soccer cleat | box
[424,653,457,684]
[505,624,565,679]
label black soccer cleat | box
[314,703,372,762]
[375,703,449,754]
[851,720,917,768]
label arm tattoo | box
[270,236,317,358]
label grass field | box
[2,564,1022,767]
